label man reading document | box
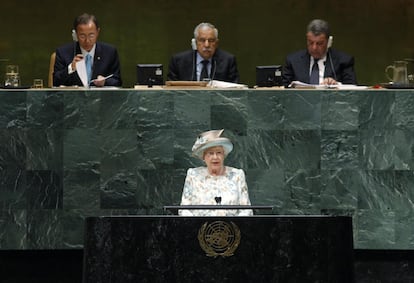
[53,13,122,87]
[282,19,357,87]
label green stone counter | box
[0,88,413,249]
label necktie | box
[200,60,209,81]
[310,59,319,84]
[85,54,92,83]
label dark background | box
[1,0,414,87]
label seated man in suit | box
[282,19,357,87]
[167,22,239,83]
[53,13,122,87]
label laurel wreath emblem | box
[198,221,241,257]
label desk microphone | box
[191,50,196,81]
[327,36,337,81]
[215,196,222,205]
[211,59,217,81]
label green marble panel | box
[99,90,140,129]
[63,170,100,210]
[136,91,174,131]
[27,90,63,128]
[283,90,321,130]
[136,169,179,214]
[136,129,174,169]
[321,90,361,131]
[26,129,63,170]
[0,210,26,249]
[321,130,359,170]
[394,91,414,131]
[100,129,140,173]
[26,210,63,249]
[1,89,414,250]
[393,129,414,170]
[173,90,211,129]
[0,129,26,168]
[63,129,100,171]
[26,170,62,210]
[320,170,358,210]
[359,129,395,170]
[247,90,284,130]
[0,91,26,129]
[358,91,394,130]
[246,168,285,208]
[0,168,26,210]
[63,91,101,129]
[282,130,321,170]
[355,209,395,249]
[101,171,137,209]
[245,130,284,169]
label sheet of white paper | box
[75,59,89,87]
[208,80,248,89]
[289,81,368,90]
[335,84,369,90]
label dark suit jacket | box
[167,49,239,83]
[53,42,122,87]
[282,49,357,86]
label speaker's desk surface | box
[83,215,354,283]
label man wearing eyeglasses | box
[167,22,239,83]
[53,13,122,87]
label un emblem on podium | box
[198,221,241,257]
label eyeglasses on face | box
[78,33,97,40]
[197,38,217,43]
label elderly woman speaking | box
[179,129,253,216]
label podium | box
[163,205,273,214]
[83,215,354,282]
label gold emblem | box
[198,221,241,257]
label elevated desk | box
[83,215,354,283]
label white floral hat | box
[192,129,233,160]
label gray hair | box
[193,22,219,39]
[73,13,99,30]
[307,19,330,37]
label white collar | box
[196,53,211,65]
[80,44,96,58]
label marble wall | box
[1,1,414,87]
[1,88,414,250]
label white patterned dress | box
[179,166,253,216]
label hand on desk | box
[322,77,338,85]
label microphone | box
[71,29,78,58]
[191,50,196,81]
[327,36,337,81]
[211,59,217,81]
[328,50,337,82]
[215,196,222,205]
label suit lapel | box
[301,52,311,83]
[211,50,224,80]
[92,43,102,79]
[324,52,335,78]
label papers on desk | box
[335,85,369,90]
[289,81,368,90]
[207,80,248,89]
[75,59,89,87]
